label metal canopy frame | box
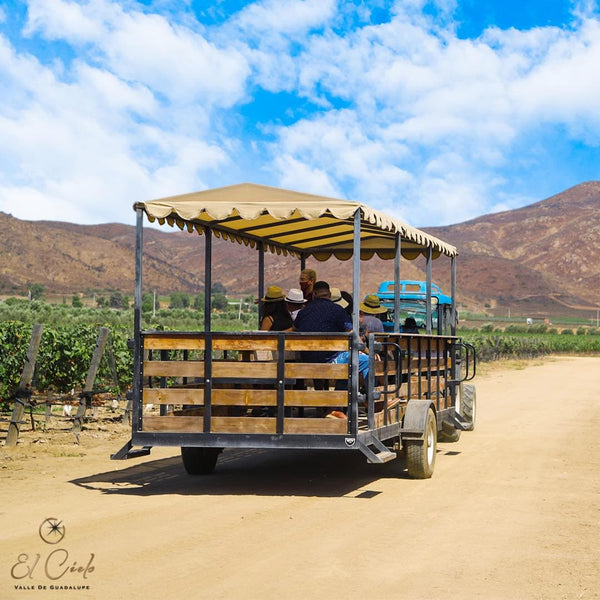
[133,183,458,337]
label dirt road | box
[1,356,599,600]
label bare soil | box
[1,356,599,600]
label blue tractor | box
[376,280,455,334]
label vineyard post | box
[5,323,44,446]
[72,327,110,435]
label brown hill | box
[1,182,599,319]
[425,180,600,317]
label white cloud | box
[2,0,600,229]
[273,155,340,198]
[25,0,250,106]
[232,0,337,38]
[25,0,107,42]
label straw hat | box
[359,294,387,314]
[330,287,349,309]
[285,288,307,304]
[261,285,285,302]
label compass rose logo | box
[38,518,66,545]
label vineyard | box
[1,301,600,412]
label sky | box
[1,0,600,228]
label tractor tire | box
[459,383,476,431]
[438,419,461,443]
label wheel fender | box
[401,399,436,442]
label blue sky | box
[1,0,599,228]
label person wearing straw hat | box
[285,288,307,321]
[260,285,293,331]
[359,294,386,335]
[330,287,353,317]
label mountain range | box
[1,181,599,319]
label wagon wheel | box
[404,406,437,479]
[181,447,222,475]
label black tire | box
[459,383,476,431]
[437,420,461,443]
[181,447,221,475]
[405,408,437,479]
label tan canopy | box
[134,183,456,261]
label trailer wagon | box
[112,183,476,478]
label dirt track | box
[1,356,599,600]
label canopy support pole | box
[351,210,361,430]
[451,256,457,336]
[132,208,144,434]
[426,248,432,334]
[258,242,265,328]
[352,211,361,333]
[204,228,212,332]
[394,233,401,333]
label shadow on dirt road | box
[70,446,463,498]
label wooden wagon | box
[112,183,476,478]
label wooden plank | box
[143,360,281,379]
[285,362,348,379]
[143,360,205,377]
[142,387,348,407]
[142,414,346,434]
[284,336,350,352]
[143,387,279,406]
[401,377,446,398]
[211,338,279,351]
[210,417,276,434]
[212,362,277,378]
[144,335,206,350]
[142,415,202,432]
[284,418,347,434]
[143,388,205,405]
[284,390,348,407]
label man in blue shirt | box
[294,281,352,362]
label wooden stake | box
[5,324,44,446]
[72,327,110,435]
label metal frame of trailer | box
[112,183,476,478]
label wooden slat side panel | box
[210,417,276,434]
[212,362,277,378]
[401,377,446,398]
[284,418,347,434]
[143,361,204,377]
[374,361,398,375]
[211,338,279,351]
[284,337,350,352]
[142,361,280,378]
[144,336,206,350]
[285,363,348,379]
[143,413,347,434]
[142,415,202,432]
[143,388,205,405]
[143,388,347,407]
[284,390,348,407]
